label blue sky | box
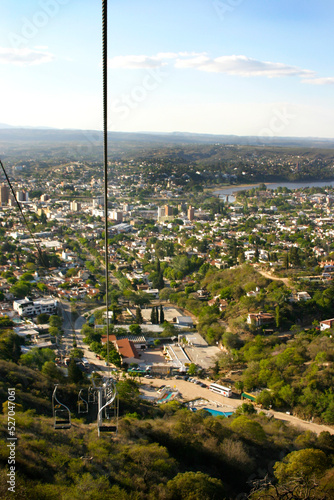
[1,0,334,138]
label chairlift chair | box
[77,389,89,414]
[52,385,71,430]
[97,378,119,435]
[88,386,97,403]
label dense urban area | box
[1,134,334,499]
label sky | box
[1,0,334,138]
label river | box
[214,180,334,202]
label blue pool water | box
[159,392,176,402]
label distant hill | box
[0,126,334,148]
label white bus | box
[209,383,232,397]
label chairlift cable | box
[102,0,110,376]
[0,158,48,269]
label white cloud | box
[108,51,334,84]
[108,51,205,69]
[175,54,315,79]
[302,77,334,85]
[0,47,54,66]
[108,55,166,69]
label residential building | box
[13,297,58,317]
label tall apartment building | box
[110,210,123,222]
[165,205,173,217]
[157,206,165,219]
[0,184,10,206]
[16,190,29,202]
[70,201,81,212]
[188,206,195,221]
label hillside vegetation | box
[1,358,334,499]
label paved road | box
[73,314,116,375]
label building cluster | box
[1,163,334,367]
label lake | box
[214,180,334,202]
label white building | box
[13,297,58,317]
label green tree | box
[9,281,32,299]
[230,415,266,443]
[0,332,23,362]
[166,471,225,500]
[49,326,62,339]
[274,448,328,487]
[151,307,157,325]
[49,315,63,328]
[36,313,50,324]
[67,358,84,383]
[159,304,164,324]
[41,361,63,380]
[20,272,34,282]
[20,347,55,369]
[275,305,281,329]
[129,324,142,335]
[187,363,197,376]
[135,307,143,324]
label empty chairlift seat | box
[52,385,71,430]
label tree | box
[41,361,63,380]
[20,347,55,369]
[49,314,63,328]
[256,390,273,409]
[188,363,197,376]
[36,313,50,324]
[20,272,34,282]
[234,381,244,394]
[71,348,84,359]
[129,324,142,335]
[151,307,157,325]
[166,471,225,500]
[49,326,62,339]
[152,271,164,290]
[159,304,164,324]
[230,416,266,443]
[275,305,281,329]
[254,246,259,262]
[238,250,245,264]
[0,333,23,363]
[135,307,143,324]
[0,317,13,328]
[9,281,31,299]
[67,358,84,383]
[274,448,329,486]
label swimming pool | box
[192,407,234,417]
[158,391,177,402]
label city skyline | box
[1,0,334,138]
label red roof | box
[116,339,139,359]
[101,334,117,344]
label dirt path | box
[256,268,295,291]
